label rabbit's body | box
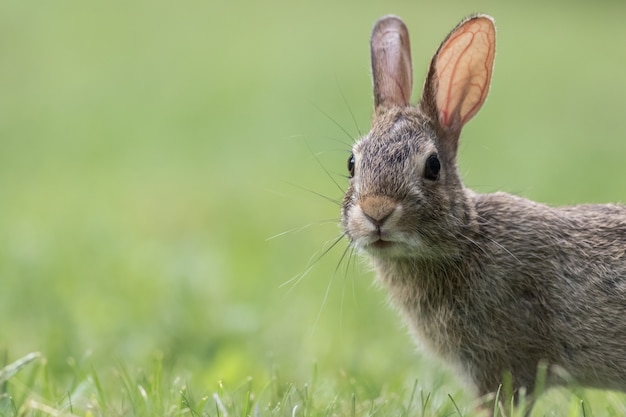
[340,15,626,406]
[375,189,626,396]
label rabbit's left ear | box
[421,15,495,137]
[370,16,413,109]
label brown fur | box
[340,14,626,411]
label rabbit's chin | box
[356,235,431,259]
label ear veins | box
[435,17,495,128]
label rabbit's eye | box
[424,153,440,181]
[347,154,355,178]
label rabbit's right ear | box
[371,16,413,109]
[420,15,495,150]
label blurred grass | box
[1,0,626,414]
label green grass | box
[1,0,626,416]
[3,353,626,417]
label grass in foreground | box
[2,353,626,417]
[0,352,462,417]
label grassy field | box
[1,0,626,415]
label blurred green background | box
[1,0,626,400]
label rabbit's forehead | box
[354,122,434,163]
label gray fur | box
[340,14,626,407]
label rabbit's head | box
[341,15,496,259]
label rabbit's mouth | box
[362,237,408,257]
[371,239,394,250]
[358,232,434,259]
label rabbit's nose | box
[360,195,397,227]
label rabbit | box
[340,13,626,412]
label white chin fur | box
[357,236,428,259]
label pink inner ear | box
[435,17,495,129]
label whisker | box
[265,219,339,241]
[308,100,355,145]
[279,233,346,293]
[456,231,489,257]
[335,241,358,332]
[482,235,523,265]
[334,240,353,287]
[312,237,351,335]
[340,244,359,322]
[286,181,342,206]
[279,245,328,291]
[347,246,360,306]
[304,141,345,195]
[448,213,523,265]
[471,213,524,264]
[286,133,311,141]
[335,75,363,137]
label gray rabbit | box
[340,14,626,411]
